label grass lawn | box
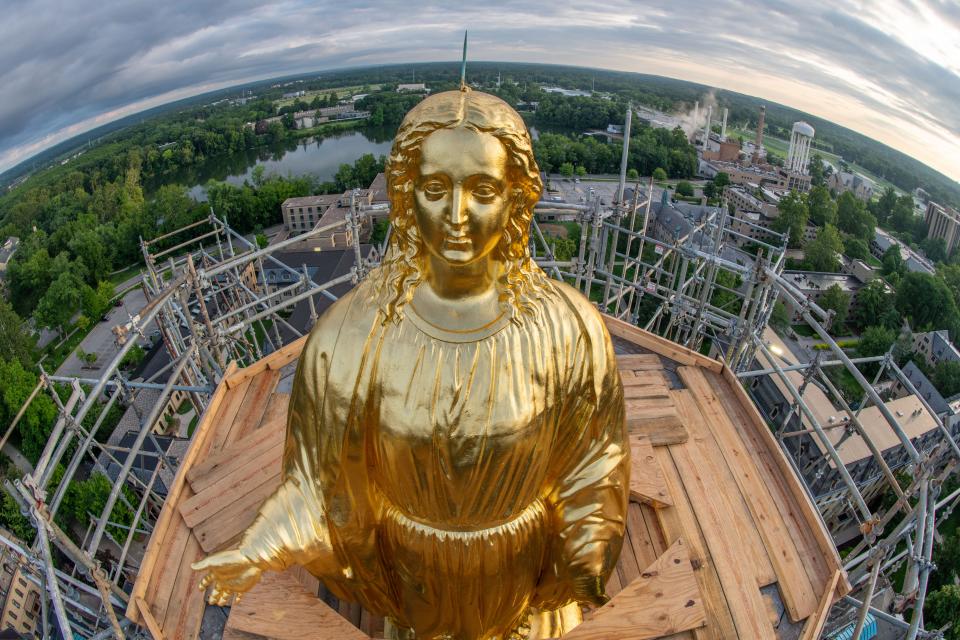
[273,84,383,109]
[791,324,817,338]
[39,325,87,372]
[108,263,145,288]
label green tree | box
[35,271,89,336]
[713,172,730,189]
[255,233,268,249]
[804,224,843,272]
[574,165,587,177]
[881,245,906,281]
[870,186,898,226]
[820,284,851,332]
[83,281,114,320]
[808,153,825,187]
[772,191,809,248]
[925,585,960,640]
[933,361,960,398]
[652,167,667,181]
[853,279,898,331]
[626,168,639,181]
[770,301,790,332]
[920,237,948,263]
[0,359,58,464]
[836,191,875,241]
[0,298,34,365]
[703,181,717,199]
[939,263,960,309]
[559,162,574,177]
[857,326,896,358]
[889,194,917,235]
[675,181,694,197]
[806,185,837,227]
[843,237,869,260]
[895,272,960,337]
[0,492,33,544]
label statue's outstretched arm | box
[193,303,348,604]
[538,299,629,609]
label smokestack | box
[721,108,728,141]
[751,105,766,165]
[703,105,712,146]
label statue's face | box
[414,127,510,266]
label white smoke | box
[675,90,718,138]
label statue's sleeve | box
[538,287,629,608]
[233,296,350,575]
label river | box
[148,127,396,200]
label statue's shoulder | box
[548,279,606,334]
[302,284,379,356]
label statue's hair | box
[371,89,550,323]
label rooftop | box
[128,317,847,640]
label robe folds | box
[237,272,628,640]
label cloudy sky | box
[2,0,959,181]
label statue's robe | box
[238,271,628,640]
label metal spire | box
[460,30,468,91]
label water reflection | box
[148,127,395,200]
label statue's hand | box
[192,549,263,606]
[572,575,610,607]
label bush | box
[675,181,694,197]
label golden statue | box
[193,88,629,640]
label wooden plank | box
[626,405,688,446]
[671,390,777,590]
[621,371,670,387]
[180,443,284,529]
[717,365,848,596]
[799,570,841,640]
[627,503,660,574]
[617,354,663,369]
[161,533,203,637]
[639,503,668,556]
[193,471,282,552]
[654,447,738,640]
[208,377,255,454]
[127,362,239,623]
[566,538,706,640]
[135,597,167,640]
[232,370,282,441]
[226,570,369,640]
[257,392,290,433]
[680,367,819,621]
[669,441,776,639]
[224,335,308,389]
[712,372,835,601]
[630,435,673,508]
[187,419,285,494]
[617,511,643,589]
[146,510,193,626]
[623,384,671,400]
[604,316,723,372]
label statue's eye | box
[473,184,498,200]
[423,181,446,200]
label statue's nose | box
[449,186,467,226]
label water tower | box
[786,121,815,174]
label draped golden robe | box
[236,273,628,639]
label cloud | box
[1,0,958,181]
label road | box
[55,286,156,378]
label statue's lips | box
[444,236,471,247]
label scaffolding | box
[3,105,958,639]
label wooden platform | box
[128,318,848,640]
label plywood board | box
[630,435,672,508]
[225,570,369,640]
[566,538,706,640]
